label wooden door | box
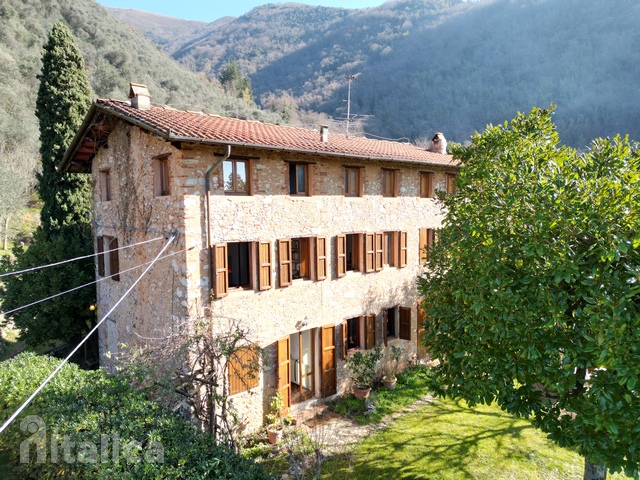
[320,325,337,397]
[277,336,291,413]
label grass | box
[322,396,633,480]
[331,364,432,424]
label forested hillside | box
[0,0,279,159]
[113,0,640,147]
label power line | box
[0,234,177,435]
[0,236,166,279]
[0,243,195,317]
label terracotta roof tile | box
[96,99,457,167]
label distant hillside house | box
[61,84,458,431]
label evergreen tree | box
[35,21,92,237]
[218,61,254,105]
[0,22,95,350]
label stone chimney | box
[428,132,447,154]
[129,83,151,110]
[320,125,329,143]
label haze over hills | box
[109,0,640,147]
[0,0,279,158]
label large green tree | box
[0,22,95,348]
[418,107,640,480]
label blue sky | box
[98,1,387,23]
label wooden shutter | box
[96,236,105,277]
[214,243,229,298]
[341,322,347,360]
[315,237,327,280]
[229,348,259,395]
[399,231,408,267]
[383,309,388,347]
[399,307,411,340]
[393,170,399,197]
[365,315,376,349]
[419,228,428,264]
[364,233,375,272]
[374,232,383,271]
[277,336,291,413]
[321,325,337,397]
[258,241,272,291]
[109,237,120,281]
[358,167,364,197]
[336,235,347,278]
[278,239,292,287]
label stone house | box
[61,84,458,430]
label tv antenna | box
[346,72,361,137]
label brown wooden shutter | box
[321,325,337,397]
[229,348,259,395]
[399,307,411,340]
[358,167,364,197]
[277,336,291,413]
[109,237,120,281]
[336,235,347,278]
[96,236,105,277]
[341,322,347,360]
[315,237,327,280]
[258,241,272,291]
[278,239,292,287]
[419,228,428,264]
[365,315,376,349]
[399,231,408,267]
[214,243,229,298]
[364,233,375,272]
[393,170,399,197]
[374,232,383,271]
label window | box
[384,307,397,342]
[419,228,436,263]
[153,154,170,197]
[278,237,327,287]
[420,172,434,198]
[96,236,119,281]
[336,233,363,277]
[446,173,457,194]
[289,163,309,195]
[228,347,260,395]
[344,167,362,197]
[214,241,273,297]
[383,232,399,267]
[228,242,252,289]
[399,307,411,341]
[223,159,250,194]
[291,238,310,280]
[382,169,398,197]
[99,170,111,201]
[346,317,360,351]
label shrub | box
[0,353,274,479]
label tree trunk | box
[584,457,607,480]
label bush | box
[0,353,274,479]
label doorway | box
[290,328,315,404]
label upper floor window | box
[382,169,398,197]
[153,154,170,197]
[213,241,272,298]
[420,172,434,198]
[344,167,362,197]
[223,159,250,194]
[289,163,309,195]
[446,173,458,194]
[96,235,120,281]
[99,170,111,202]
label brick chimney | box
[427,132,447,154]
[320,125,329,143]
[129,83,151,110]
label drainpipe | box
[205,145,231,297]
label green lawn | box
[322,397,633,480]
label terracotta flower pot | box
[383,376,397,390]
[353,386,372,399]
[267,426,283,444]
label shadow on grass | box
[323,398,540,480]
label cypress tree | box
[0,22,95,351]
[36,21,92,237]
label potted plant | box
[265,391,285,444]
[344,346,383,399]
[382,345,404,390]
